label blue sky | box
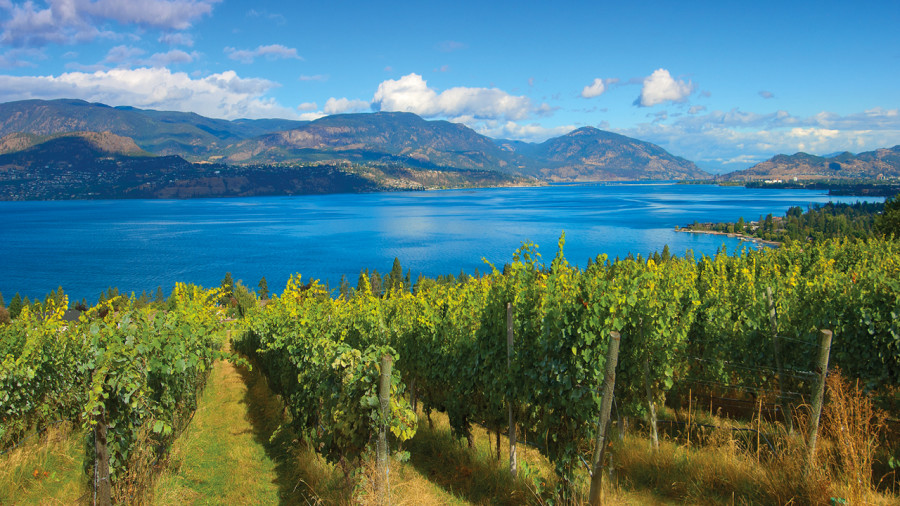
[0,0,898,173]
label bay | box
[0,183,883,303]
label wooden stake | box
[643,358,659,450]
[94,409,111,506]
[588,331,621,506]
[507,302,517,476]
[807,329,833,469]
[767,286,792,432]
[377,354,392,505]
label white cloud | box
[616,107,900,172]
[298,74,327,82]
[477,121,576,142]
[297,101,317,112]
[759,90,775,99]
[688,105,706,114]
[0,67,297,119]
[100,45,194,68]
[635,68,694,107]
[0,47,42,67]
[1,0,218,48]
[147,49,194,66]
[323,97,370,115]
[298,111,326,121]
[371,73,542,122]
[225,44,301,64]
[158,32,194,47]
[581,77,610,98]
[103,45,145,64]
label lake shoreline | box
[674,228,782,247]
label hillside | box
[0,134,531,200]
[518,127,709,181]
[0,99,306,158]
[0,99,709,184]
[0,131,148,157]
[222,111,520,171]
[723,146,900,180]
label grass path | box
[152,355,289,505]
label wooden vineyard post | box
[643,358,659,450]
[507,302,517,477]
[377,354,393,505]
[94,409,111,506]
[767,286,792,433]
[588,331,621,506]
[806,329,832,469]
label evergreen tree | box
[8,293,23,319]
[0,289,5,308]
[138,290,150,307]
[221,272,234,304]
[155,286,165,303]
[661,244,671,262]
[357,269,369,293]
[258,276,269,300]
[339,275,351,300]
[370,269,383,298]
[388,257,403,292]
[404,269,411,293]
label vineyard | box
[233,235,900,504]
[2,236,899,504]
[0,283,228,504]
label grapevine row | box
[235,236,899,494]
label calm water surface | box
[0,183,883,302]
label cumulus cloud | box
[1,0,218,47]
[0,67,297,119]
[581,78,607,98]
[635,68,694,107]
[323,97,370,115]
[759,90,775,99]
[615,106,900,172]
[688,105,706,114]
[297,101,317,111]
[476,121,576,142]
[371,73,543,122]
[225,44,301,64]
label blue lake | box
[0,183,883,302]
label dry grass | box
[822,369,891,506]
[0,422,88,505]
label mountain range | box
[723,146,900,181]
[2,99,898,201]
[0,99,709,183]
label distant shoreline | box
[675,228,782,247]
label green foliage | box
[7,293,22,319]
[258,276,269,300]
[876,194,900,237]
[0,284,226,493]
[234,275,417,468]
